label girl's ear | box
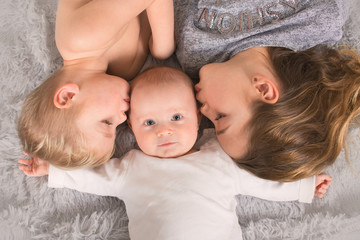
[252,75,280,104]
[53,83,79,109]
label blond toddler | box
[17,0,175,169]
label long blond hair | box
[236,45,360,181]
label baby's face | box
[129,79,199,158]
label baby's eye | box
[171,114,183,121]
[102,120,113,126]
[215,114,225,121]
[144,119,156,126]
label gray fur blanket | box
[1,1,360,239]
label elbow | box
[149,36,176,60]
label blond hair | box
[17,70,113,169]
[236,46,360,181]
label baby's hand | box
[314,173,332,198]
[18,152,49,177]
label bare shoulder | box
[55,0,152,61]
[106,12,151,79]
[55,0,95,59]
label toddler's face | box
[76,74,130,159]
[129,79,199,158]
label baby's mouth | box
[158,142,176,147]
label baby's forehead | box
[140,74,191,86]
[133,79,193,99]
[131,66,193,88]
[132,82,193,102]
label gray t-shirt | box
[174,0,349,79]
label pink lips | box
[194,85,201,93]
[158,142,176,147]
[194,85,201,99]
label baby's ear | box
[53,83,79,109]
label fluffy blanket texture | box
[1,0,360,239]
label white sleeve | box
[235,168,315,203]
[48,157,129,198]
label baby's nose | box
[157,128,173,137]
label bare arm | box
[146,0,175,59]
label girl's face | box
[195,61,256,159]
[196,47,281,160]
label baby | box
[19,66,331,240]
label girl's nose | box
[200,104,217,121]
[200,104,209,115]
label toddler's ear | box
[53,83,79,108]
